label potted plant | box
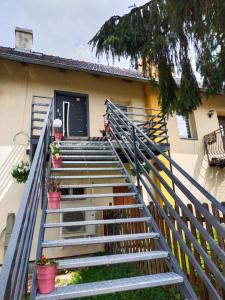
[47,178,61,209]
[53,118,63,141]
[37,255,58,294]
[50,142,62,168]
[11,161,30,183]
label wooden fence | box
[104,202,225,300]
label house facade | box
[0,28,225,264]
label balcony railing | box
[116,105,169,144]
[204,127,225,167]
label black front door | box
[55,92,88,137]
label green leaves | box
[11,161,30,184]
[90,0,225,115]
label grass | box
[61,262,182,300]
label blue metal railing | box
[0,100,53,300]
[106,99,225,300]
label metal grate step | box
[32,118,45,122]
[59,183,131,189]
[50,175,127,180]
[44,217,150,228]
[32,126,42,130]
[62,161,120,165]
[32,102,49,107]
[42,233,159,248]
[57,251,169,269]
[36,272,183,299]
[61,150,114,154]
[61,192,136,200]
[59,145,112,149]
[46,204,143,214]
[32,110,47,114]
[62,155,117,160]
[51,167,122,172]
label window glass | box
[176,114,192,138]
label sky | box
[0,0,147,69]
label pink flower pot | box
[37,265,56,294]
[47,191,61,209]
[55,132,62,141]
[52,157,62,168]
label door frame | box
[54,90,90,137]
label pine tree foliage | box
[90,0,225,115]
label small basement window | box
[176,114,197,139]
[62,211,85,235]
[61,188,85,196]
[61,206,96,238]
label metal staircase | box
[32,139,186,299]
[0,98,224,300]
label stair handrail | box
[106,98,225,300]
[0,99,53,300]
[106,99,225,216]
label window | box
[62,211,85,235]
[61,188,85,196]
[60,204,96,238]
[176,114,193,139]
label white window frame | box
[176,114,193,139]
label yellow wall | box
[144,85,174,205]
[167,94,225,204]
[144,84,225,205]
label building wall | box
[0,58,145,263]
[145,86,225,205]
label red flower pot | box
[55,132,62,141]
[37,265,56,294]
[47,191,61,209]
[52,156,62,168]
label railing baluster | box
[106,99,225,300]
[0,98,53,300]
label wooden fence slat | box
[182,207,196,287]
[175,204,188,275]
[188,204,207,300]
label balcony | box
[204,127,225,167]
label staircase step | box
[36,272,183,299]
[50,175,126,180]
[59,145,112,149]
[32,110,47,114]
[51,167,122,172]
[32,118,45,122]
[57,251,169,269]
[44,217,150,228]
[59,183,132,189]
[61,192,136,200]
[46,204,143,214]
[62,161,120,165]
[42,233,159,248]
[32,126,42,130]
[61,150,113,154]
[62,155,117,160]
[32,102,49,107]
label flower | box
[53,119,62,128]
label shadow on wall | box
[0,145,26,202]
[0,145,27,263]
[204,163,225,202]
[192,153,225,203]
